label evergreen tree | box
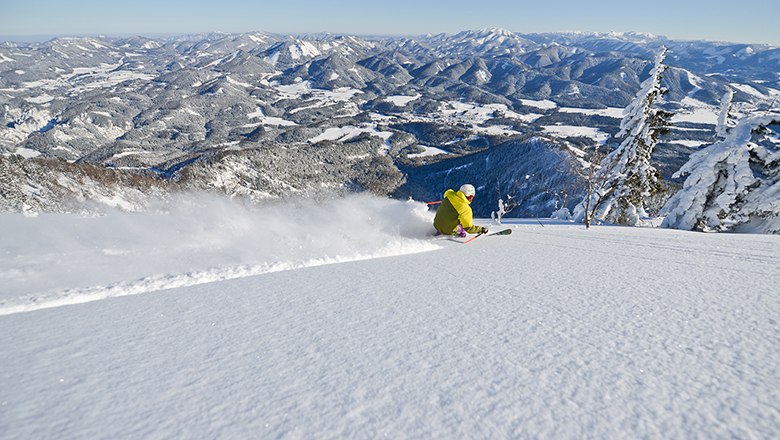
[573,47,672,226]
[715,88,737,139]
[661,113,780,234]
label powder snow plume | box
[0,193,439,314]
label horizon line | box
[0,29,775,47]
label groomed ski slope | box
[1,195,778,438]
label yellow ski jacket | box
[433,189,482,235]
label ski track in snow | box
[0,242,439,316]
[1,214,779,438]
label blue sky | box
[2,0,778,45]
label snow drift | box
[0,193,438,315]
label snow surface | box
[384,94,421,106]
[406,145,451,158]
[308,126,368,143]
[520,98,558,110]
[438,101,541,125]
[23,94,55,104]
[272,81,362,104]
[1,195,778,438]
[474,125,523,136]
[730,83,769,99]
[672,97,719,125]
[558,107,625,118]
[670,140,709,148]
[15,62,155,95]
[246,107,297,127]
[13,147,42,158]
[542,124,610,144]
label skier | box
[433,184,489,237]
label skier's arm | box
[457,206,483,234]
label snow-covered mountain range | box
[1,29,778,216]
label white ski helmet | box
[459,184,475,198]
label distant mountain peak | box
[477,27,514,37]
[426,28,535,56]
[606,31,665,41]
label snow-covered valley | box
[1,195,777,438]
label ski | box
[463,228,512,244]
[432,228,512,244]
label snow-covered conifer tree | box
[715,88,737,139]
[661,113,780,234]
[573,47,672,226]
